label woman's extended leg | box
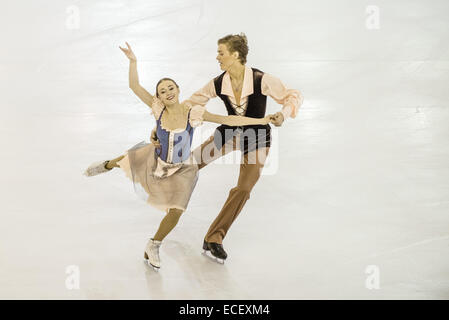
[153,208,184,241]
[84,154,124,177]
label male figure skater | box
[153,33,303,261]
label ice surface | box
[0,0,448,299]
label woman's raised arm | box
[119,42,154,108]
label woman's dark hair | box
[155,78,179,97]
[217,33,249,64]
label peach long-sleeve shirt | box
[185,66,303,122]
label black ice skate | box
[202,240,227,264]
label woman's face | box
[216,43,239,71]
[157,80,180,106]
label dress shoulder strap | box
[185,107,193,130]
[157,106,166,122]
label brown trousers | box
[192,134,270,244]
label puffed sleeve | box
[261,73,303,119]
[150,97,165,120]
[184,80,217,107]
[187,103,206,128]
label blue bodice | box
[155,107,194,164]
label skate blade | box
[143,258,160,271]
[202,250,225,264]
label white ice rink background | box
[0,0,448,299]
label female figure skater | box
[84,43,274,269]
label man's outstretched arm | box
[184,80,217,108]
[261,73,303,126]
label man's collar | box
[221,66,254,100]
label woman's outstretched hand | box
[119,42,137,61]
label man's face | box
[216,43,238,71]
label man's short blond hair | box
[218,33,249,65]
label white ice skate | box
[144,238,162,270]
[84,160,111,177]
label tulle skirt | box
[116,141,198,212]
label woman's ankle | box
[105,161,114,170]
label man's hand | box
[270,112,285,127]
[150,127,161,148]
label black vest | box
[213,68,271,154]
